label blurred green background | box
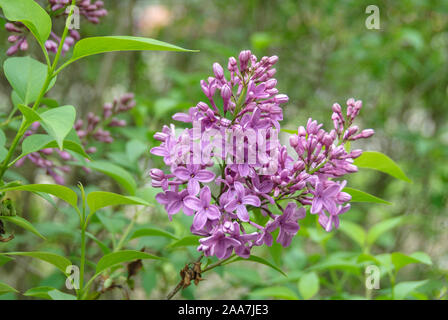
[0,0,447,300]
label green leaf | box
[0,0,52,45]
[48,289,77,300]
[391,252,432,272]
[168,235,201,248]
[394,280,428,300]
[39,106,76,149]
[130,228,179,241]
[23,286,55,300]
[0,281,18,296]
[95,250,162,275]
[87,191,151,215]
[339,220,366,248]
[367,217,405,246]
[0,215,46,240]
[250,286,298,300]
[4,57,56,104]
[0,147,7,163]
[0,255,13,267]
[298,272,320,300]
[1,252,71,274]
[0,184,78,208]
[17,104,41,124]
[354,151,411,183]
[344,187,392,205]
[20,134,91,160]
[68,36,197,64]
[75,161,137,195]
[0,129,6,146]
[226,255,287,277]
[86,232,111,255]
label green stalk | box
[0,1,77,182]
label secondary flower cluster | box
[16,93,136,184]
[4,0,107,56]
[150,50,374,260]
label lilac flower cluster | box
[16,94,136,184]
[4,0,107,56]
[150,50,374,260]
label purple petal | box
[195,170,215,183]
[173,167,190,180]
[184,196,203,211]
[205,205,221,220]
[242,195,261,207]
[193,210,208,229]
[236,204,249,222]
[310,198,323,214]
[150,147,169,157]
[187,179,200,195]
[200,186,212,204]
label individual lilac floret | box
[150,50,375,260]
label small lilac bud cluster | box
[150,51,375,260]
[4,0,107,56]
[16,93,136,184]
[49,0,108,24]
[75,93,136,144]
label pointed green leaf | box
[0,0,52,45]
[48,289,77,300]
[74,161,137,195]
[0,184,78,208]
[298,272,320,300]
[0,281,18,296]
[1,252,71,274]
[20,134,90,160]
[250,286,298,300]
[339,220,366,248]
[69,36,197,63]
[23,286,55,300]
[87,191,151,215]
[391,252,432,272]
[226,255,287,277]
[0,215,46,240]
[354,151,411,183]
[394,280,428,300]
[168,235,201,248]
[17,104,41,124]
[367,217,405,246]
[95,250,162,275]
[130,228,179,241]
[4,57,56,104]
[344,187,392,205]
[40,106,76,149]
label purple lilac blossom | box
[150,50,374,260]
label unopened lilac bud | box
[150,168,165,180]
[109,118,126,127]
[289,135,299,148]
[293,160,305,171]
[221,84,231,100]
[350,149,363,158]
[228,57,238,72]
[268,55,278,65]
[200,80,210,97]
[274,94,289,104]
[41,148,53,155]
[8,35,19,43]
[19,39,28,51]
[332,103,342,114]
[6,44,19,56]
[213,63,224,79]
[5,23,22,33]
[298,126,307,137]
[86,147,97,154]
[266,68,276,78]
[197,102,209,112]
[361,129,374,138]
[59,151,71,161]
[337,191,352,203]
[265,78,277,89]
